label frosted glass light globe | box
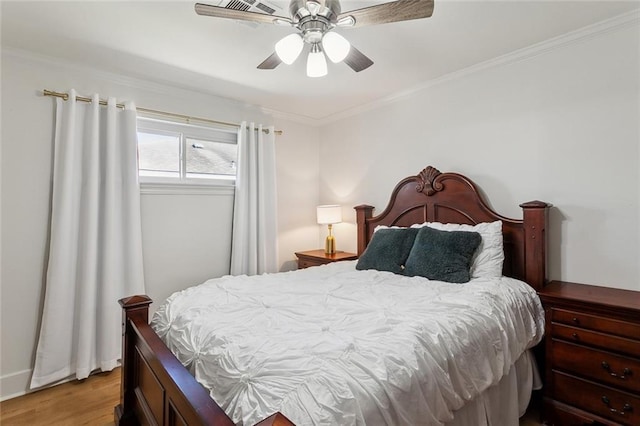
[275,34,304,65]
[322,32,351,63]
[306,47,328,77]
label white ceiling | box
[2,0,639,121]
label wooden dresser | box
[295,249,358,269]
[538,281,640,426]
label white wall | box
[2,12,638,404]
[319,23,640,291]
[0,50,320,399]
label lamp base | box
[324,235,336,255]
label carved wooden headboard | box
[355,166,550,291]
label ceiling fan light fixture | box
[307,44,328,78]
[322,32,351,63]
[196,0,435,75]
[275,33,304,65]
[306,1,321,16]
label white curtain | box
[230,122,278,275]
[30,90,145,389]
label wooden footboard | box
[115,295,294,426]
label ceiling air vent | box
[255,2,276,14]
[219,0,282,15]
[226,0,251,11]
[217,0,284,27]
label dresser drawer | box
[551,339,640,393]
[551,323,640,357]
[540,282,640,426]
[295,250,358,270]
[297,258,325,269]
[553,370,639,426]
[543,398,620,426]
[552,308,640,340]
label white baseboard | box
[0,369,32,401]
[0,369,78,401]
[1,366,120,401]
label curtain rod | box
[42,90,282,136]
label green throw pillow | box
[356,228,419,274]
[404,226,481,283]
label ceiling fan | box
[195,0,434,77]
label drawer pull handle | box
[601,362,632,380]
[572,317,580,324]
[571,332,579,340]
[601,396,633,415]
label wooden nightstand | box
[538,281,640,426]
[295,249,358,269]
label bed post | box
[520,201,551,292]
[115,295,153,425]
[354,204,374,256]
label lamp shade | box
[275,33,304,65]
[317,205,342,225]
[307,44,328,78]
[322,32,351,63]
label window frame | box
[137,116,238,191]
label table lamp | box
[317,205,342,254]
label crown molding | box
[4,8,638,128]
[316,8,640,126]
[2,47,317,127]
[1,47,233,106]
[255,104,320,127]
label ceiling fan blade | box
[195,3,290,25]
[338,0,434,28]
[344,46,373,72]
[257,52,282,70]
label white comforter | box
[152,261,544,426]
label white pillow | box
[411,221,504,279]
[373,225,405,233]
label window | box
[137,117,238,186]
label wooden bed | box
[115,165,550,426]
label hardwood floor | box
[520,398,543,426]
[0,369,120,425]
[0,368,543,425]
